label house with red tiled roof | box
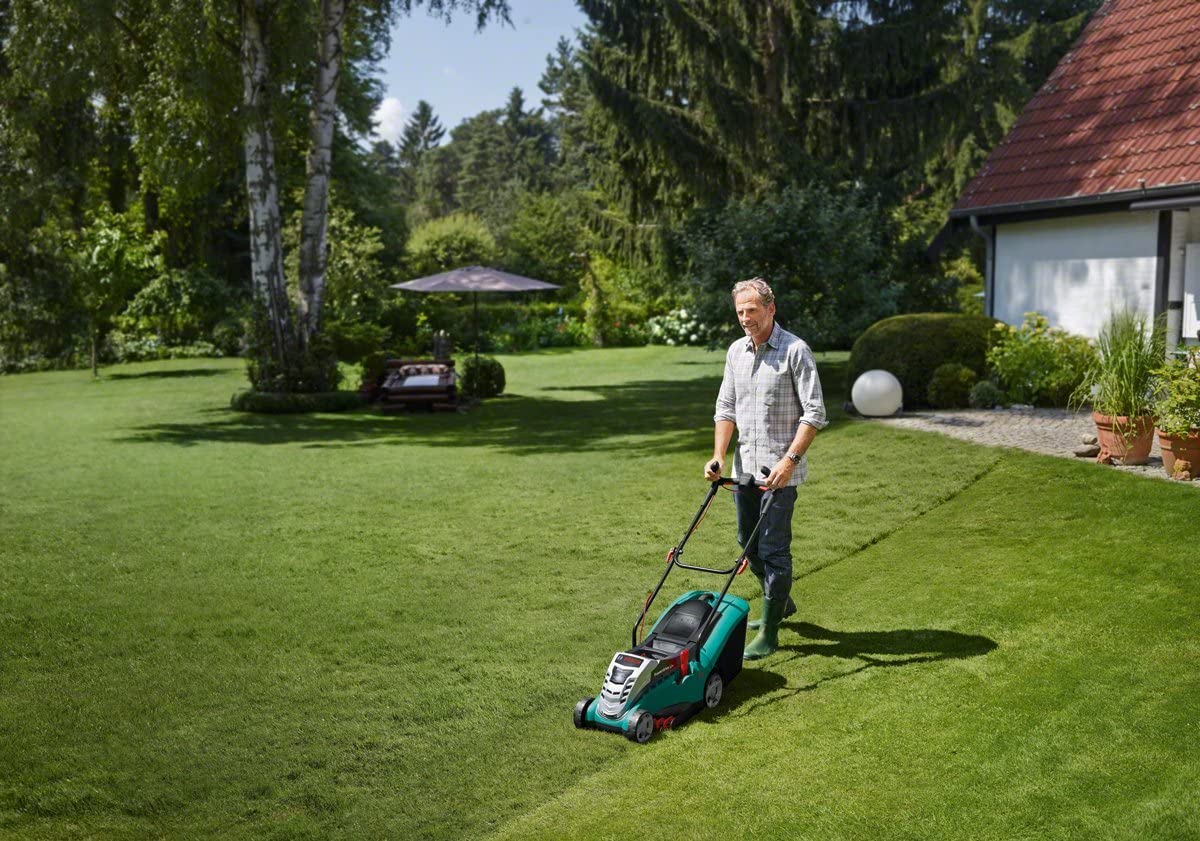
[950,0,1200,349]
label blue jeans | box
[734,484,797,601]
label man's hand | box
[704,458,724,481]
[762,457,795,490]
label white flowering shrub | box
[646,308,723,346]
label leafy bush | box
[489,315,590,351]
[230,390,364,414]
[927,363,978,409]
[969,380,1006,409]
[409,300,590,353]
[460,355,505,398]
[211,315,248,356]
[105,331,222,363]
[847,313,997,410]
[245,316,341,394]
[986,313,1096,406]
[647,308,724,347]
[1153,349,1200,437]
[325,321,389,365]
[1071,310,1163,419]
[405,213,497,277]
[358,349,399,389]
[603,317,651,347]
[117,265,231,345]
[679,184,899,349]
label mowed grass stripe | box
[492,452,1199,841]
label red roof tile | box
[953,0,1200,214]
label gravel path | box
[863,406,1195,484]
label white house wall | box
[993,211,1159,338]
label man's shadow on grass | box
[706,622,997,720]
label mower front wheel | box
[573,697,593,729]
[626,710,654,744]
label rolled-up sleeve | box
[714,353,736,423]
[792,344,827,430]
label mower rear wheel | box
[704,670,724,709]
[627,710,654,744]
[573,697,593,729]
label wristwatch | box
[786,451,802,465]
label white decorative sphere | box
[852,369,903,417]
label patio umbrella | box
[391,266,561,363]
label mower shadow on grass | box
[730,622,997,714]
[692,667,790,727]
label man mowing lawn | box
[705,277,827,660]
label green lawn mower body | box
[576,589,749,741]
[574,471,774,744]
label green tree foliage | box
[74,206,164,375]
[117,266,231,346]
[579,0,1096,211]
[573,0,1098,290]
[399,100,446,169]
[678,184,898,349]
[499,192,585,291]
[404,212,497,277]
[0,0,509,380]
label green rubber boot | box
[747,593,797,629]
[744,596,786,660]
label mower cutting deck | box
[574,470,773,743]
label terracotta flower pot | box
[1092,412,1156,465]
[1156,428,1200,480]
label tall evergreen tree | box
[398,99,446,169]
[577,0,1098,216]
[396,99,445,207]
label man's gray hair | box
[731,277,774,308]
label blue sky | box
[372,3,589,145]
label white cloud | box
[372,97,405,144]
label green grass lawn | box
[1,347,1197,840]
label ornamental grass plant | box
[1071,310,1165,422]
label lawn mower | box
[573,466,775,743]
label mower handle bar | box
[630,467,777,648]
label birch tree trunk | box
[296,0,346,345]
[240,0,294,368]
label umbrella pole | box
[473,291,480,366]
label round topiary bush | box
[460,355,505,398]
[927,363,977,409]
[969,379,1006,409]
[847,313,998,410]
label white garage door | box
[993,211,1159,338]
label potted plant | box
[1071,311,1164,465]
[1152,348,1200,479]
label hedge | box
[230,390,365,414]
[847,313,998,410]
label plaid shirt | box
[714,322,827,486]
